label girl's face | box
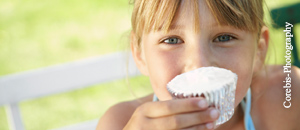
[132,0,267,107]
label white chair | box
[0,52,140,130]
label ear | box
[254,26,269,72]
[130,32,149,76]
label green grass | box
[264,0,300,65]
[0,0,300,129]
[0,107,9,130]
[0,0,132,75]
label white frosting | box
[167,67,237,96]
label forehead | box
[160,0,218,32]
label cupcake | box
[167,66,238,125]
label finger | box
[149,107,219,129]
[182,122,215,130]
[142,97,209,118]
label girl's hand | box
[123,98,219,130]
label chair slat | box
[5,103,25,130]
[0,52,140,106]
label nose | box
[183,41,212,72]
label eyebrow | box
[157,22,221,32]
[169,24,185,30]
[157,24,185,32]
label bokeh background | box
[0,0,299,129]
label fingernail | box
[206,122,213,129]
[197,100,207,108]
[210,109,219,119]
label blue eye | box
[214,35,234,42]
[162,37,183,44]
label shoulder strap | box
[241,88,256,130]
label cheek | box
[224,44,256,107]
[234,68,253,107]
[144,49,183,101]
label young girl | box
[97,0,300,129]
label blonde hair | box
[130,0,266,48]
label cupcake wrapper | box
[203,82,236,125]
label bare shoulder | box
[254,65,300,129]
[96,94,153,130]
[265,65,300,105]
